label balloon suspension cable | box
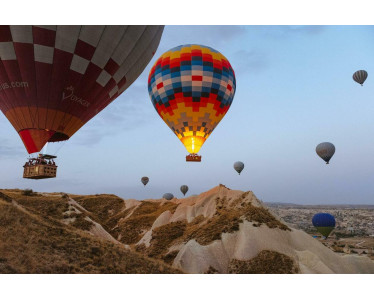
[53,140,67,156]
[42,142,48,155]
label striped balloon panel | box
[148,44,236,154]
[0,25,164,153]
[352,70,368,85]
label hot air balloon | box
[148,44,236,162]
[141,176,149,186]
[353,70,368,86]
[316,142,335,164]
[0,25,164,176]
[233,161,244,175]
[163,193,174,200]
[180,185,188,196]
[312,213,336,238]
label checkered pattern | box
[148,44,236,153]
[0,25,164,153]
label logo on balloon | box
[0,81,29,91]
[62,86,90,108]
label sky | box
[1,25,374,204]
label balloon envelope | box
[141,176,149,186]
[353,70,368,85]
[148,44,236,154]
[163,193,174,200]
[0,25,164,153]
[316,142,335,164]
[312,213,336,238]
[233,161,244,174]
[180,185,188,196]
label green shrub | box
[22,189,34,196]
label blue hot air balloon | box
[312,213,336,238]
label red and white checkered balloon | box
[0,25,164,153]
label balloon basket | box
[23,154,58,179]
[186,154,201,162]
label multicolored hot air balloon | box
[312,213,336,238]
[316,142,335,164]
[353,70,368,86]
[180,185,188,196]
[233,161,244,175]
[148,44,236,162]
[141,176,149,186]
[0,25,164,154]
[163,193,174,200]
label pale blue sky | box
[1,25,374,204]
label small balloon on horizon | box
[312,213,336,238]
[316,142,335,164]
[141,177,149,186]
[180,185,189,196]
[163,193,174,200]
[233,161,244,175]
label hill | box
[0,190,180,273]
[1,185,374,273]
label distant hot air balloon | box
[0,25,164,154]
[353,70,368,86]
[148,44,236,162]
[312,213,336,238]
[141,176,149,186]
[163,193,174,200]
[180,185,188,196]
[316,142,335,164]
[233,161,244,175]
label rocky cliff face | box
[1,185,374,274]
[0,190,179,274]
